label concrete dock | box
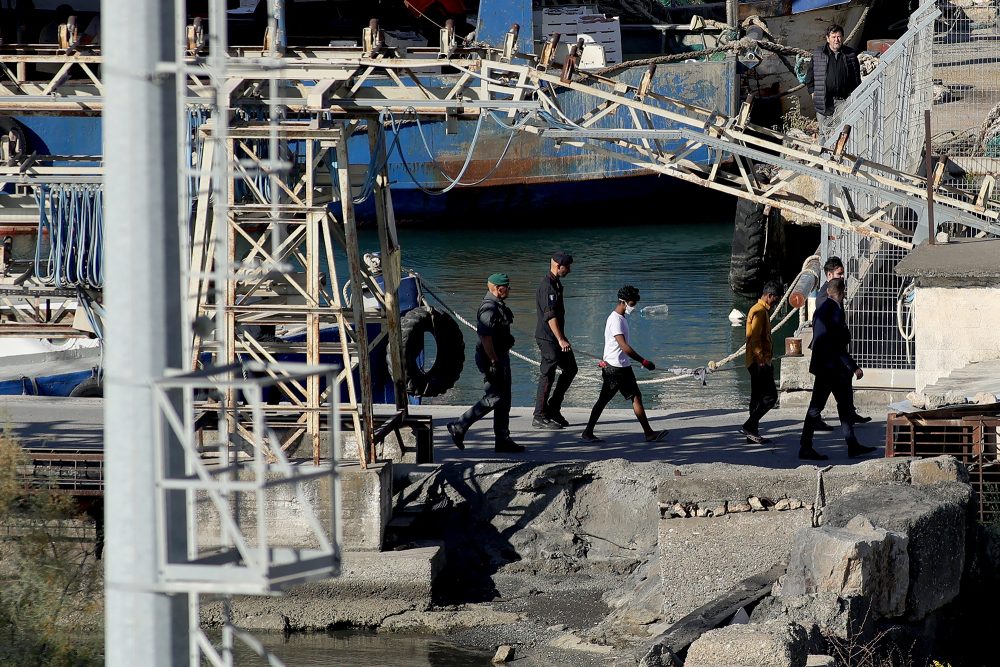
[0,395,888,467]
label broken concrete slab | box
[781,516,909,619]
[658,511,812,624]
[751,592,872,646]
[821,482,971,621]
[684,620,809,667]
[910,456,969,486]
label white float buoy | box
[728,308,745,327]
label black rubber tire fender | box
[729,197,768,298]
[395,306,465,397]
[69,375,103,398]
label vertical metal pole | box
[103,0,188,663]
[368,120,407,412]
[924,109,936,245]
[726,0,739,29]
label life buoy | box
[396,305,464,397]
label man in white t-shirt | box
[581,285,667,443]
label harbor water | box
[355,216,793,412]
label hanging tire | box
[69,375,103,398]
[729,197,782,298]
[396,306,464,398]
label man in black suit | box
[811,255,871,428]
[799,278,877,461]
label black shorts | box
[601,365,640,401]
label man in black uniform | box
[533,251,577,429]
[447,273,525,453]
[798,278,877,461]
[805,23,862,139]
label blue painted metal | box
[791,0,851,14]
[476,0,534,53]
[0,369,93,397]
[14,116,102,165]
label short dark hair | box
[826,23,844,37]
[827,277,846,295]
[762,281,782,297]
[823,256,844,274]
[617,285,640,303]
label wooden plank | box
[646,560,787,655]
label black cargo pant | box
[455,352,511,443]
[800,372,859,449]
[534,338,578,418]
[744,363,777,433]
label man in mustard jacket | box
[741,282,782,444]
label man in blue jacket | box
[798,278,876,461]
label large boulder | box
[781,515,908,619]
[685,620,809,667]
[821,482,971,620]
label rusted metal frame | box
[189,138,216,370]
[324,196,367,466]
[574,99,619,129]
[347,65,379,96]
[306,209,322,464]
[335,131,375,465]
[77,62,103,94]
[443,70,474,101]
[234,419,277,463]
[731,126,1000,225]
[235,139,305,207]
[972,419,985,521]
[369,121,408,412]
[230,224,314,305]
[230,153,271,206]
[624,106,657,161]
[835,190,858,228]
[559,138,912,249]
[0,295,37,324]
[0,61,21,88]
[231,218,304,270]
[731,152,759,197]
[237,333,309,406]
[38,61,75,96]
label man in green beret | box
[447,273,525,453]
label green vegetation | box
[0,431,103,666]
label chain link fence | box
[820,0,999,378]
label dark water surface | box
[356,219,773,411]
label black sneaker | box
[799,447,829,461]
[739,427,770,445]
[532,416,563,430]
[850,414,873,424]
[548,412,570,427]
[848,443,877,458]
[810,419,836,431]
[581,431,604,443]
[446,422,465,450]
[495,439,526,453]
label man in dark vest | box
[805,23,862,139]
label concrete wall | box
[914,287,1000,390]
[195,460,392,553]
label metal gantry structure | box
[2,2,999,662]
